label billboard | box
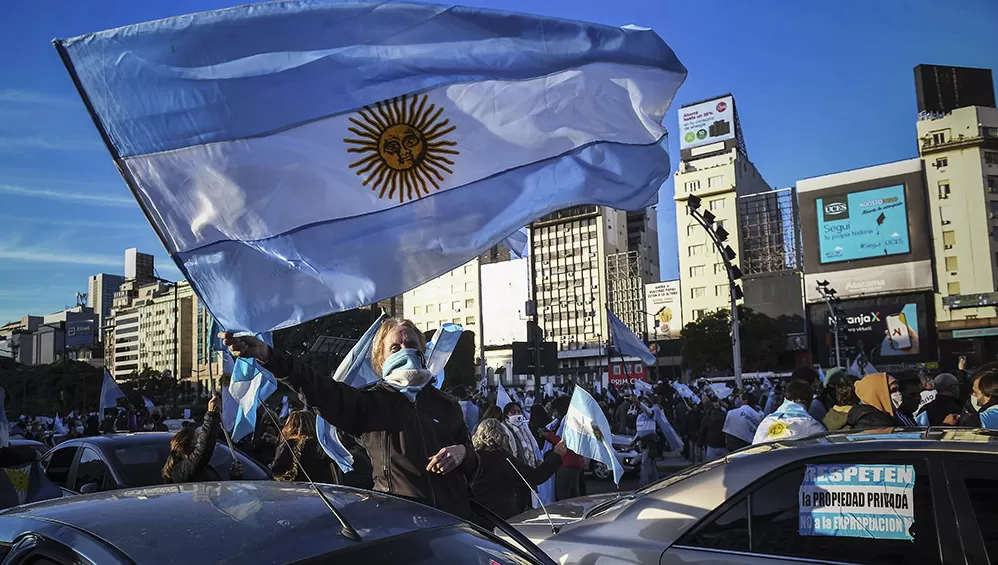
[798,158,932,302]
[680,95,735,149]
[816,184,910,264]
[609,362,647,385]
[808,292,936,370]
[65,320,95,348]
[645,281,682,339]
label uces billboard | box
[816,184,911,264]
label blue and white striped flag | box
[100,370,125,419]
[608,309,655,366]
[55,2,686,334]
[227,332,278,442]
[563,386,624,484]
[427,323,463,389]
[497,383,513,411]
[501,228,530,260]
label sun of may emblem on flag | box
[345,93,459,203]
[591,422,604,442]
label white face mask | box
[891,391,903,410]
[507,414,525,426]
[971,395,982,412]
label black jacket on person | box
[961,398,998,428]
[264,349,479,520]
[470,448,561,520]
[921,394,964,426]
[166,411,222,483]
[698,407,727,449]
[845,404,896,430]
[271,437,335,484]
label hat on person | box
[933,373,961,396]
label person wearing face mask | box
[847,373,920,430]
[961,369,998,429]
[502,403,538,467]
[219,318,478,521]
[633,396,660,487]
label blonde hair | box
[281,409,317,442]
[371,318,426,375]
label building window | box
[452,318,461,324]
[438,302,446,313]
[944,256,959,271]
[413,305,423,316]
[988,176,998,193]
[995,252,998,268]
[684,180,701,192]
[687,224,698,236]
[465,282,474,292]
[991,201,998,215]
[464,264,472,275]
[940,206,952,225]
[947,282,961,295]
[715,284,728,297]
[709,198,725,211]
[465,316,476,326]
[691,287,706,299]
[938,181,951,199]
[692,309,707,320]
[943,230,956,247]
[690,265,705,277]
[452,300,462,311]
[708,175,724,189]
[931,130,948,145]
[714,262,725,275]
[426,321,437,331]
[935,157,948,168]
[425,304,434,314]
[986,151,998,165]
[688,244,705,256]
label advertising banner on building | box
[65,320,95,348]
[646,281,682,339]
[808,292,936,370]
[816,184,910,264]
[679,95,735,149]
[609,362,647,385]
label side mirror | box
[79,482,99,494]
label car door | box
[940,454,998,564]
[71,447,121,493]
[664,452,951,565]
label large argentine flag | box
[563,386,624,485]
[55,1,686,333]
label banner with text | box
[799,464,915,541]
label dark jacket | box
[698,407,727,449]
[271,437,335,484]
[167,411,222,483]
[151,421,169,432]
[471,448,561,520]
[265,349,479,520]
[961,398,998,428]
[845,404,896,430]
[921,395,964,426]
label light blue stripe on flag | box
[563,386,624,484]
[608,309,655,366]
[56,2,686,334]
[427,323,462,389]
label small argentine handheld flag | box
[563,387,624,485]
[100,370,125,418]
[55,1,686,333]
[426,323,463,389]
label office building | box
[88,273,125,339]
[674,94,773,324]
[124,248,155,283]
[106,280,195,379]
[0,307,99,366]
[918,104,998,363]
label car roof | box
[0,482,463,564]
[56,432,176,447]
[10,439,46,448]
[751,427,998,452]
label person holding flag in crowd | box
[752,380,826,444]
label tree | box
[680,307,788,377]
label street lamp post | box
[152,276,179,406]
[687,194,745,389]
[817,281,843,368]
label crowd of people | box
[4,316,998,521]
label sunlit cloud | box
[0,184,134,206]
[0,248,122,267]
[0,214,145,230]
[0,89,76,105]
[0,135,102,152]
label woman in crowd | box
[220,318,478,521]
[963,368,998,429]
[271,409,334,483]
[503,402,540,468]
[470,418,565,519]
[162,393,242,483]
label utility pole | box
[817,281,842,368]
[527,225,542,395]
[687,194,745,389]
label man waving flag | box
[55,1,686,333]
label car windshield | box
[635,452,730,495]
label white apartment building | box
[918,105,998,333]
[404,258,482,351]
[675,147,772,324]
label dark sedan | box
[40,433,270,494]
[0,481,554,565]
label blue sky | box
[0,0,996,324]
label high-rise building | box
[88,273,125,339]
[404,258,482,347]
[918,104,998,363]
[124,248,154,283]
[106,280,195,379]
[674,147,772,324]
